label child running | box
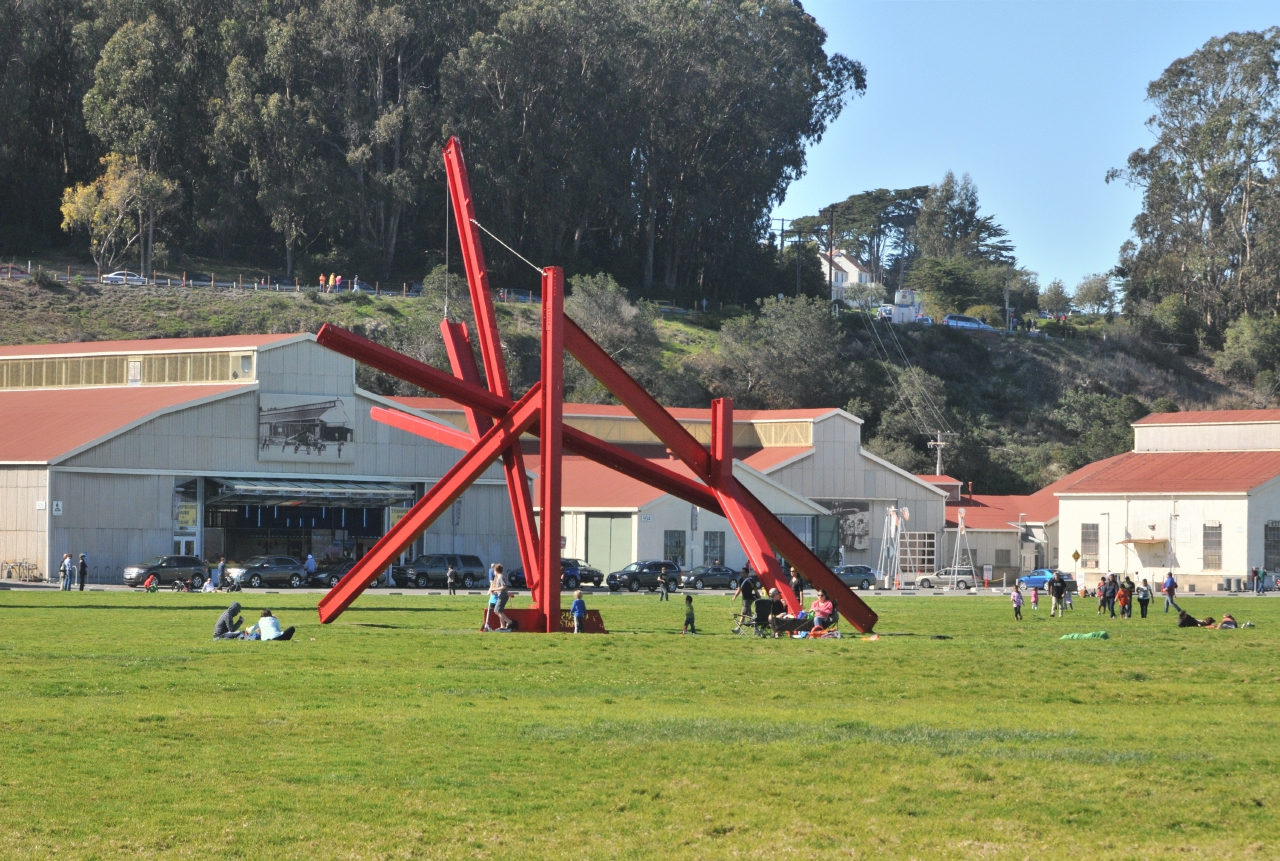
[1030,586,1039,611]
[1011,584,1024,621]
[570,590,587,633]
[682,593,697,635]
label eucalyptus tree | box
[1109,28,1280,331]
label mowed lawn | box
[1,590,1277,860]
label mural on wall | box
[815,499,872,559]
[258,394,354,462]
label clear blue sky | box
[773,1,1278,290]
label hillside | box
[0,279,1255,493]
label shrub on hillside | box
[1147,295,1199,355]
[1216,314,1280,381]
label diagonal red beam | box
[318,385,543,623]
[443,136,512,400]
[371,406,475,449]
[442,320,543,600]
[318,324,510,417]
[564,319,712,481]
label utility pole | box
[826,206,836,301]
[927,430,952,476]
[1004,273,1011,333]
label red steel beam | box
[318,385,542,623]
[442,320,543,600]
[564,319,712,482]
[370,406,474,450]
[539,268,565,631]
[443,136,512,400]
[317,324,510,418]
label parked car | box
[918,567,975,590]
[681,565,740,590]
[1016,568,1059,590]
[942,314,999,332]
[309,559,357,588]
[607,560,681,592]
[916,315,934,326]
[123,555,209,588]
[832,564,880,590]
[226,555,308,588]
[392,553,485,588]
[101,270,147,285]
[564,558,604,587]
[507,558,599,590]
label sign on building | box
[258,394,354,463]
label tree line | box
[0,0,861,301]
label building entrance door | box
[173,536,197,556]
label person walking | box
[1049,572,1066,618]
[1097,578,1107,614]
[59,553,75,590]
[1104,574,1118,619]
[1163,571,1179,613]
[1256,568,1267,595]
[213,556,226,589]
[570,590,587,633]
[489,564,513,631]
[1121,575,1135,619]
[682,593,697,635]
[657,569,669,601]
[1011,584,1024,621]
[446,565,457,595]
[732,574,759,629]
[1030,586,1039,611]
[77,553,88,591]
[1136,578,1152,618]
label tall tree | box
[1109,28,1280,332]
[912,171,1015,266]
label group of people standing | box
[58,553,87,591]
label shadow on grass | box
[0,603,449,613]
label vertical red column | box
[540,267,565,631]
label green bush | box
[31,268,61,291]
[1148,295,1199,355]
[963,304,1002,327]
[1216,314,1280,381]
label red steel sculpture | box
[316,138,878,634]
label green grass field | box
[0,590,1276,860]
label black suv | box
[508,559,601,590]
[123,555,209,588]
[393,553,485,588]
[607,560,681,593]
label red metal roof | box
[1134,409,1280,425]
[1060,450,1280,494]
[392,396,837,422]
[0,334,302,358]
[945,496,1027,531]
[0,385,249,462]
[916,474,961,484]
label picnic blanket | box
[1059,631,1109,640]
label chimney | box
[968,481,973,497]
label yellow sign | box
[1071,550,1081,562]
[175,501,199,530]
[388,507,411,528]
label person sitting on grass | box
[1177,610,1215,628]
[244,609,295,641]
[143,572,160,592]
[213,602,244,639]
[809,589,835,630]
[1215,614,1238,629]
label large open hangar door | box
[202,477,416,563]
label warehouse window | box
[1203,522,1222,570]
[995,549,1011,566]
[1081,523,1099,569]
[1266,522,1280,571]
[0,350,248,389]
[703,531,725,566]
[663,530,686,568]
